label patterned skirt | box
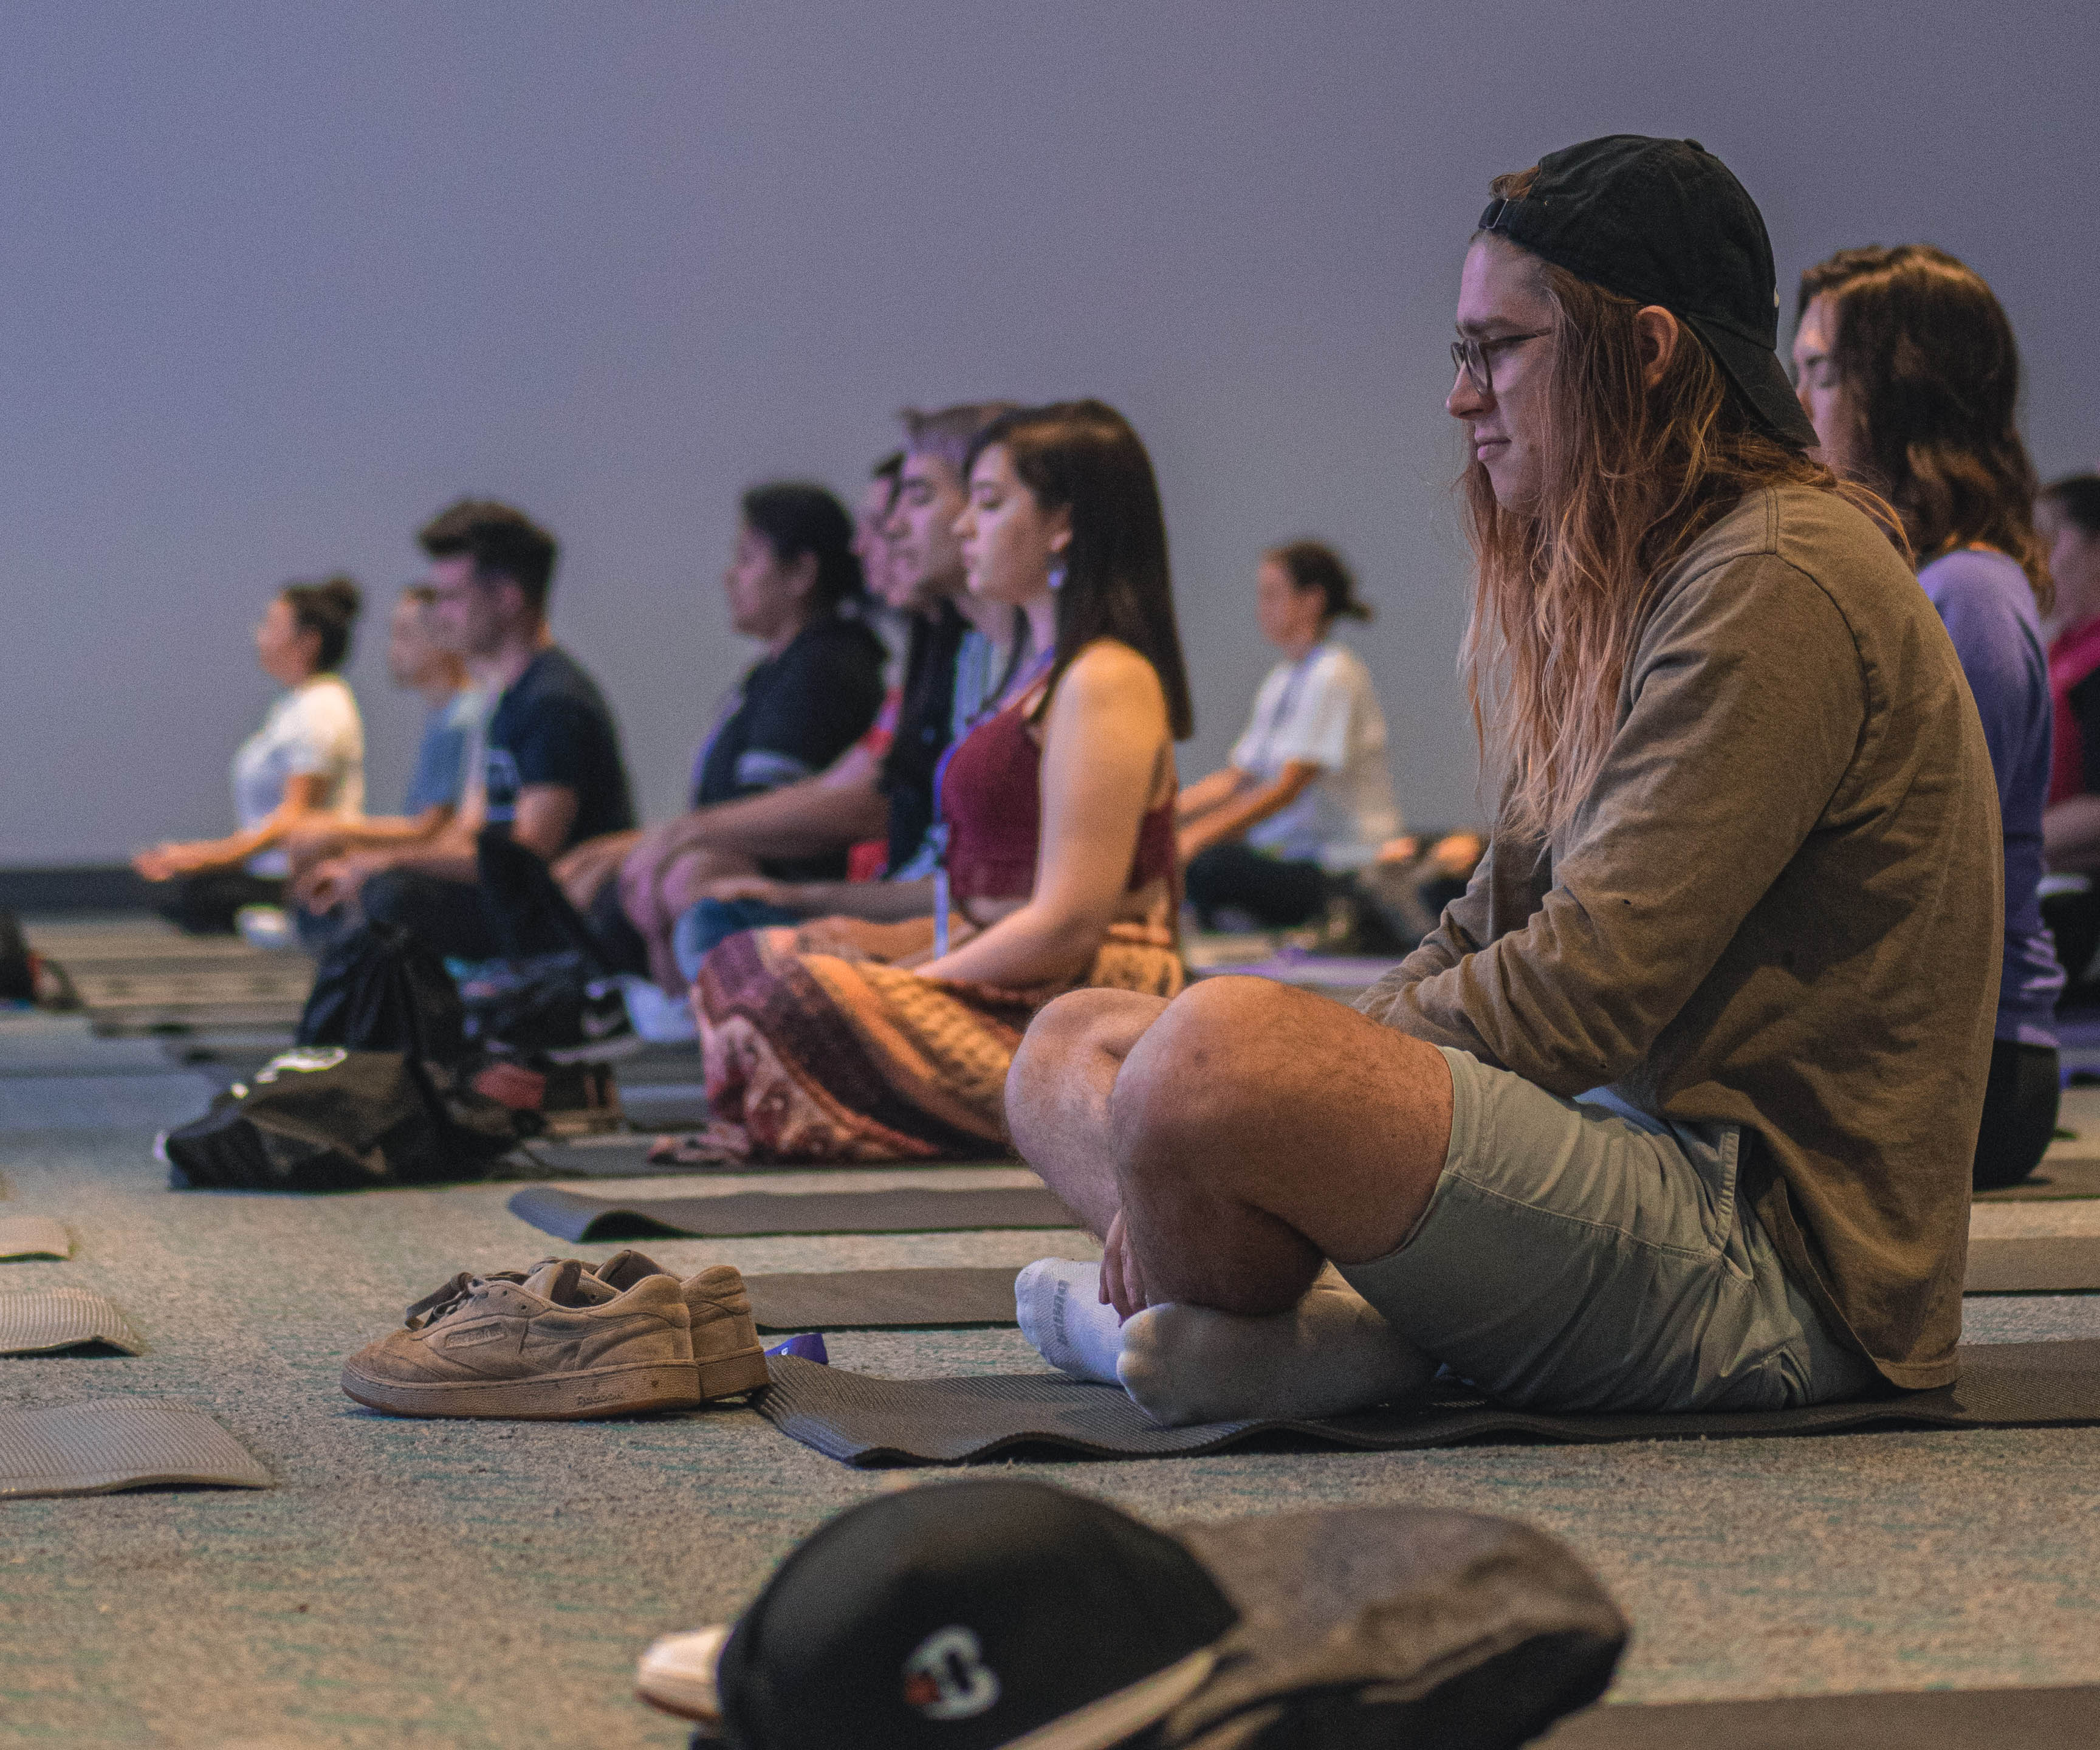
[688,918,1184,1163]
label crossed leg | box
[1004,976,1455,1422]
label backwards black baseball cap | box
[1477,134,1817,450]
[696,1480,1240,1750]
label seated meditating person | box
[300,500,635,961]
[1006,137,2000,1428]
[2036,475,2100,992]
[683,398,1193,1163]
[1794,245,2064,1190]
[134,577,366,936]
[546,481,887,976]
[1176,541,1400,933]
[285,583,486,880]
[615,405,1024,990]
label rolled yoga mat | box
[746,1268,1023,1331]
[0,1216,73,1261]
[1539,1683,2100,1749]
[750,1339,2100,1466]
[507,1184,1079,1243]
[0,1288,144,1356]
[599,1237,2100,1335]
[1974,1156,2100,1201]
[0,1397,273,1500]
[1963,1235,2100,1293]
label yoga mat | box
[0,1288,145,1356]
[0,1397,273,1500]
[0,1216,72,1261]
[614,1083,710,1127]
[1975,1156,2100,1201]
[750,1339,2100,1466]
[507,1184,1079,1243]
[1964,1236,2100,1293]
[1540,1683,2100,1748]
[1193,952,1398,992]
[503,1139,1021,1179]
[746,1268,1021,1331]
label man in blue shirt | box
[301,501,634,961]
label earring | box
[1047,560,1067,592]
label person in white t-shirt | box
[1177,541,1401,930]
[133,577,366,934]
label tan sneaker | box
[341,1257,701,1419]
[596,1251,771,1401]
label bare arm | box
[1176,761,1321,862]
[648,755,889,863]
[133,774,331,880]
[1175,766,1245,822]
[700,873,939,925]
[920,643,1170,989]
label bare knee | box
[1007,989,1165,1144]
[1108,977,1343,1191]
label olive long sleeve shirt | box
[1358,484,2001,1389]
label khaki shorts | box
[1337,1046,1878,1413]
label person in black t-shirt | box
[616,405,1015,988]
[299,499,636,962]
[553,481,886,978]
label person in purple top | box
[1795,244,2064,1189]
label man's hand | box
[297,850,391,914]
[1099,1210,1148,1320]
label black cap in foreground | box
[715,1480,1239,1750]
[1478,134,1817,450]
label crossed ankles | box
[1017,1257,1436,1427]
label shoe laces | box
[402,1267,537,1330]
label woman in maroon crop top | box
[672,400,1195,1163]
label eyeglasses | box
[1450,330,1551,397]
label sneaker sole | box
[340,1358,703,1420]
[696,1345,770,1401]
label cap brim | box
[666,1630,1218,1750]
[1686,314,1819,451]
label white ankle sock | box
[1015,1258,1128,1385]
[1115,1266,1436,1427]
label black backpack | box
[159,1044,541,1192]
[297,921,467,1063]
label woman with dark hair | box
[676,400,1190,1162]
[2034,474,2100,990]
[1794,244,2062,1189]
[1177,540,1401,932]
[134,577,366,935]
[552,481,887,973]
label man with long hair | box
[1009,137,2000,1424]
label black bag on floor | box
[297,921,467,1065]
[159,1045,541,1192]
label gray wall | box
[2,1,2095,865]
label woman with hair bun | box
[134,576,366,934]
[1176,540,1402,932]
[555,479,889,976]
[1794,243,2061,1189]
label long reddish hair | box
[1797,244,2050,611]
[1461,173,1886,840]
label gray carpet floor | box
[6,961,2100,1744]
